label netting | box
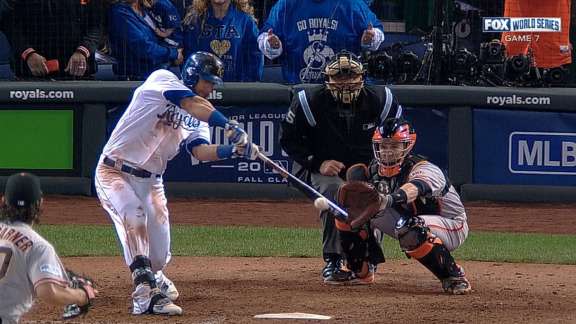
[0,0,573,86]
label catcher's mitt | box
[62,269,96,320]
[336,181,382,230]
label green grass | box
[36,225,576,265]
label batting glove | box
[225,120,248,146]
[233,143,259,160]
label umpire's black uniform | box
[280,84,402,272]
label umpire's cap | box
[4,173,42,208]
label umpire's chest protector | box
[305,85,391,163]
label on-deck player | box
[94,51,258,316]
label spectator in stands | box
[149,0,183,48]
[182,0,263,82]
[108,0,184,80]
[4,0,101,80]
[259,0,384,84]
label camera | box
[395,51,421,83]
[504,54,531,81]
[365,51,394,81]
[450,48,478,81]
[542,66,569,85]
[480,39,506,64]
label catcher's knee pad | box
[395,216,430,253]
[395,217,460,280]
[130,255,157,288]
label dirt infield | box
[22,197,576,323]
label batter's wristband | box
[208,110,229,128]
[217,145,234,159]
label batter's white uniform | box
[371,160,469,251]
[0,221,69,324]
[94,69,210,313]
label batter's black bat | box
[256,152,348,221]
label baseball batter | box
[0,173,97,323]
[325,117,471,294]
[94,51,257,316]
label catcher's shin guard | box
[130,255,157,288]
[395,217,467,286]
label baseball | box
[314,197,330,211]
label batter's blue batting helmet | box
[182,51,224,87]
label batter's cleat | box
[322,256,343,279]
[157,274,179,301]
[148,289,183,316]
[442,265,472,295]
[324,269,375,285]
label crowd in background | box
[0,0,387,83]
[0,0,573,85]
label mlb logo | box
[264,160,289,174]
[483,17,511,32]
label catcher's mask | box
[324,51,365,104]
[372,117,417,177]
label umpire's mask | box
[324,51,365,105]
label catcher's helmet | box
[182,51,224,87]
[324,50,365,104]
[372,117,417,177]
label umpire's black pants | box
[311,172,344,259]
[293,162,344,260]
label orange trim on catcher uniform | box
[335,219,352,232]
[406,236,442,259]
[34,277,69,290]
[427,221,465,233]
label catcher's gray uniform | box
[0,221,68,324]
[371,160,468,251]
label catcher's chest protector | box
[369,155,449,216]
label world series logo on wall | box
[483,17,561,32]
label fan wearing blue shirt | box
[109,0,184,80]
[182,0,263,82]
[149,0,183,47]
[259,0,384,84]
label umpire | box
[280,51,403,283]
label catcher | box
[0,173,97,323]
[323,117,471,294]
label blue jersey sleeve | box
[352,1,384,38]
[241,17,264,81]
[261,0,286,39]
[110,5,178,64]
[163,89,196,107]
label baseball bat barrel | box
[256,152,348,221]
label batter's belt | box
[103,156,159,178]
